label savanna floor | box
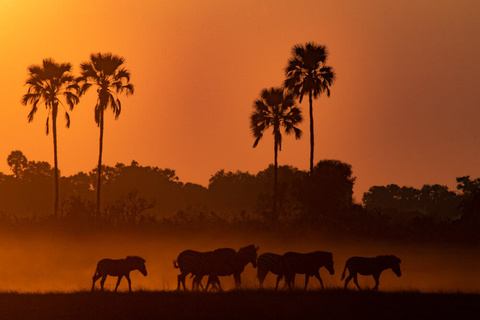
[0,290,477,320]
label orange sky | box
[1,0,480,200]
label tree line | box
[1,150,478,242]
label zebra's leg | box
[234,273,241,289]
[100,276,107,291]
[353,274,361,290]
[373,274,380,291]
[126,274,132,292]
[304,275,310,290]
[177,274,186,291]
[193,275,204,291]
[114,275,123,292]
[344,274,353,289]
[257,270,267,289]
[92,274,101,292]
[314,271,324,289]
[275,275,283,290]
[216,278,223,292]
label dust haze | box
[0,230,478,293]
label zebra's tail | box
[173,260,179,269]
[341,263,348,280]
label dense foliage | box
[0,151,478,243]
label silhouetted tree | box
[284,42,335,173]
[300,160,355,219]
[7,150,28,179]
[21,59,80,217]
[363,184,459,222]
[77,53,134,214]
[456,176,480,232]
[250,87,302,220]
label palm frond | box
[45,116,49,135]
[27,99,39,122]
[253,134,263,148]
[123,83,134,95]
[64,91,79,110]
[65,111,70,128]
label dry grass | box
[0,290,477,320]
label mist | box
[0,229,477,293]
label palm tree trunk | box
[273,139,278,221]
[52,105,59,218]
[96,108,104,215]
[309,91,314,174]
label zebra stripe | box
[175,245,259,291]
[283,251,334,290]
[341,255,402,291]
[174,250,211,291]
[257,253,286,289]
[92,256,147,292]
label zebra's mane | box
[126,256,146,263]
[239,244,256,252]
[376,255,401,263]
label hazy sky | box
[1,0,479,200]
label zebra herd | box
[91,245,402,292]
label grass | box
[0,290,477,320]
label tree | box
[284,42,335,173]
[7,150,28,179]
[456,176,480,231]
[301,160,355,217]
[250,87,302,220]
[77,53,134,214]
[21,58,80,217]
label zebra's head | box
[238,245,259,268]
[325,252,335,275]
[127,256,148,276]
[381,255,401,277]
[389,255,402,277]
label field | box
[0,228,478,319]
[0,290,477,320]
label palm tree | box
[77,53,134,214]
[284,42,335,173]
[21,58,80,218]
[250,87,303,220]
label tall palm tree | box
[250,87,303,219]
[284,42,335,173]
[21,58,80,218]
[77,53,134,214]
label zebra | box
[91,256,147,292]
[257,252,287,289]
[174,249,211,291]
[341,255,402,291]
[176,245,258,291]
[209,245,258,290]
[283,251,334,290]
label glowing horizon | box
[1,0,479,200]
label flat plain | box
[0,290,477,320]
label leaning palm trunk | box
[52,103,59,218]
[96,108,105,215]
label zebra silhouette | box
[174,245,258,291]
[92,256,147,292]
[341,255,402,291]
[283,251,334,290]
[257,252,287,289]
[203,245,259,291]
[174,249,213,291]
